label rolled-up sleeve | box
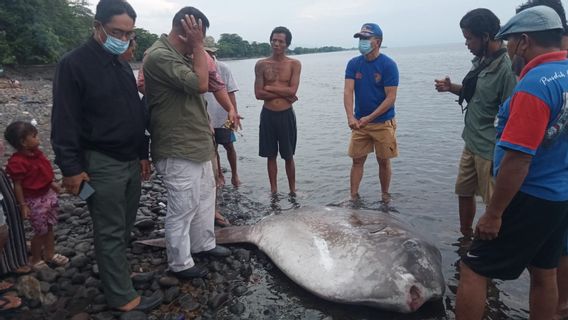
[144,49,201,95]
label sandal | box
[32,260,49,271]
[13,265,32,275]
[45,253,69,267]
[0,281,13,294]
[0,295,21,311]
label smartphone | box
[79,181,95,201]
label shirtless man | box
[254,26,301,194]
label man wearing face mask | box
[434,9,517,239]
[343,23,398,203]
[52,0,159,313]
[456,6,568,320]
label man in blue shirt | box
[343,23,399,203]
[456,6,568,319]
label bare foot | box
[214,211,231,227]
[0,294,21,311]
[231,175,241,187]
[118,295,141,312]
[217,174,225,188]
[381,192,391,204]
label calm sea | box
[144,43,530,319]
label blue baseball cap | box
[496,5,563,39]
[354,23,383,38]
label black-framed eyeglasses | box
[99,23,136,41]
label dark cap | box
[354,23,383,38]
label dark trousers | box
[85,151,141,307]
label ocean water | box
[144,43,531,319]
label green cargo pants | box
[85,150,141,308]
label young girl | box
[4,121,68,268]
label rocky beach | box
[0,68,271,320]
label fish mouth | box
[407,285,424,312]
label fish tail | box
[215,225,254,244]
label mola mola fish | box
[214,206,445,313]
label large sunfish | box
[214,206,445,313]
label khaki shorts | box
[455,147,494,204]
[348,119,398,159]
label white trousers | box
[155,158,216,272]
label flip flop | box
[0,295,21,311]
[0,282,13,294]
[32,260,49,271]
[13,265,32,275]
[45,253,69,267]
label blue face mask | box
[358,39,373,55]
[100,27,130,55]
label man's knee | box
[223,143,235,152]
[377,157,390,166]
[529,266,557,287]
[352,156,367,167]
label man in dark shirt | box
[51,0,160,313]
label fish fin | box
[215,225,254,244]
[134,238,167,248]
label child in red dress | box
[4,121,68,268]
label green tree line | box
[216,33,346,59]
[0,0,345,66]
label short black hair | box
[4,121,37,151]
[94,0,137,25]
[517,0,568,35]
[270,26,292,47]
[172,7,210,35]
[511,29,563,48]
[460,8,501,40]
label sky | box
[87,0,568,48]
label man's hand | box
[359,116,372,127]
[348,116,360,130]
[228,110,240,131]
[178,14,204,51]
[63,172,89,195]
[140,160,151,181]
[474,210,502,241]
[286,95,299,103]
[434,76,452,92]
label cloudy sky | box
[88,0,567,48]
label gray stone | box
[16,275,42,300]
[208,292,229,309]
[134,219,155,230]
[232,285,247,296]
[120,311,147,320]
[74,241,91,253]
[179,294,200,312]
[229,302,246,315]
[70,254,89,269]
[36,268,58,282]
[71,312,90,320]
[39,281,51,293]
[158,276,179,288]
[131,272,154,284]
